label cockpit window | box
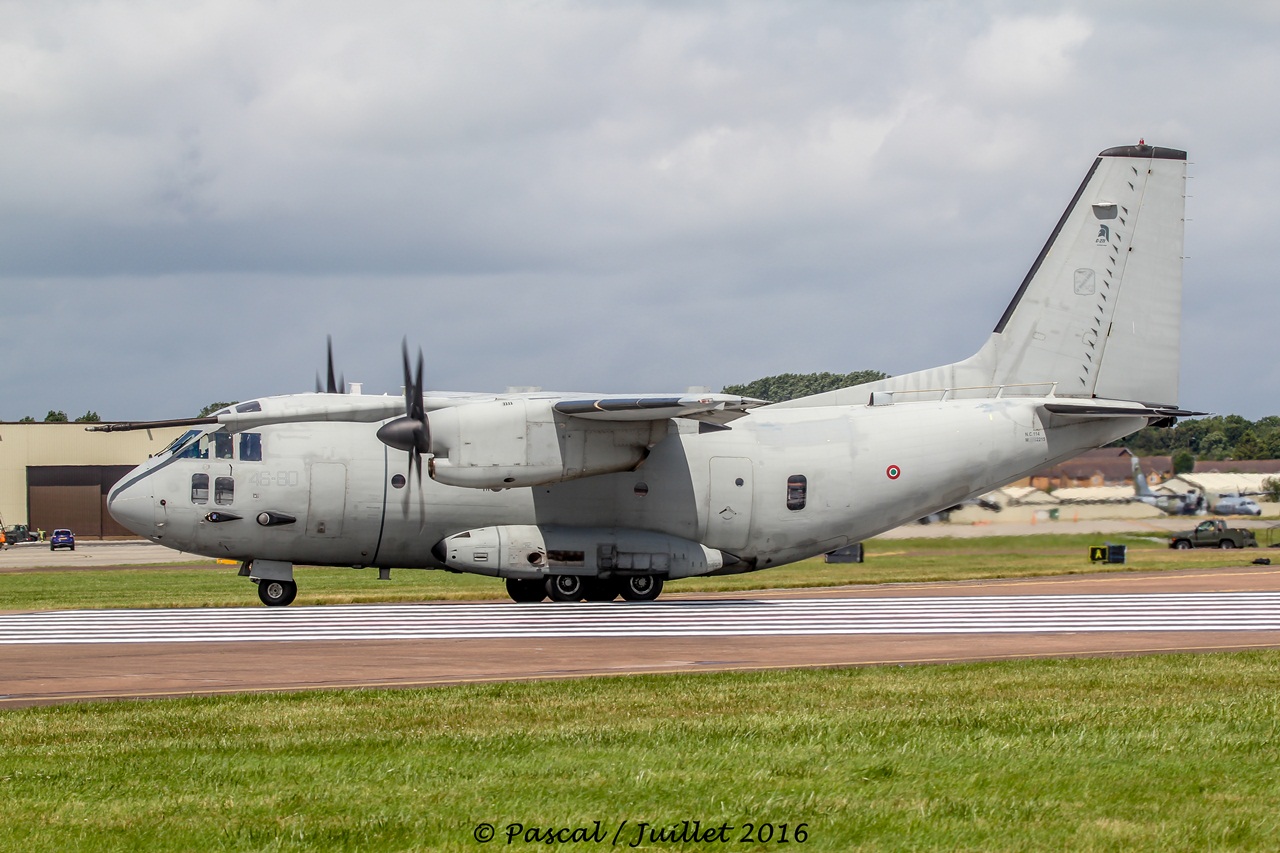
[239,433,263,462]
[235,401,262,413]
[213,432,233,459]
[160,429,202,456]
[177,435,210,460]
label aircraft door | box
[307,462,347,537]
[706,457,753,551]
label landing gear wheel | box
[1219,539,1235,549]
[619,576,663,602]
[506,578,547,603]
[581,578,620,602]
[257,579,298,607]
[547,575,585,602]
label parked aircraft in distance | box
[99,143,1196,605]
[1131,456,1203,515]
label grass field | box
[0,532,1254,611]
[3,652,1279,851]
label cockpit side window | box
[239,433,263,462]
[214,476,234,505]
[213,433,233,459]
[191,473,209,504]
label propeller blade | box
[401,339,413,414]
[326,336,338,394]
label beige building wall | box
[0,423,188,528]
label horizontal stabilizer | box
[1040,402,1205,419]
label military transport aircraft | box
[1131,456,1203,515]
[99,142,1194,606]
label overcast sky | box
[2,0,1276,422]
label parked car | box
[49,529,75,551]
[1213,495,1262,516]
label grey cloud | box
[1,1,1277,421]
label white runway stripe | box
[2,593,1280,644]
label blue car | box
[50,528,75,551]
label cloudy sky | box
[2,0,1276,422]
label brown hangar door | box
[27,466,136,539]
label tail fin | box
[1132,455,1157,499]
[776,144,1187,409]
[977,143,1186,404]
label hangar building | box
[0,423,186,538]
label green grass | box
[0,533,1251,611]
[2,653,1279,851]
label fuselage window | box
[178,436,210,460]
[213,433,233,459]
[191,473,210,504]
[239,433,263,462]
[786,474,808,511]
[214,476,234,505]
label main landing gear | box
[257,578,298,607]
[505,575,665,603]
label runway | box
[4,566,1280,707]
[5,592,1280,644]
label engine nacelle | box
[433,525,727,580]
[427,399,664,489]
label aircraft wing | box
[553,394,766,424]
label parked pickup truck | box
[1169,519,1258,550]
[3,524,39,544]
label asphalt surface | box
[3,554,1279,708]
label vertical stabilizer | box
[983,144,1187,404]
[1132,455,1156,499]
[774,144,1187,410]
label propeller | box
[314,336,346,394]
[375,340,431,520]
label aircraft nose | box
[107,479,153,537]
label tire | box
[546,575,584,602]
[619,575,663,602]
[1219,539,1235,550]
[257,579,298,607]
[581,578,620,602]
[1173,540,1192,550]
[505,578,547,603]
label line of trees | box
[1112,415,1280,470]
[16,411,100,423]
[722,371,889,403]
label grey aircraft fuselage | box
[112,397,1138,573]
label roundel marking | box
[886,465,902,480]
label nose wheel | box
[257,579,298,607]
